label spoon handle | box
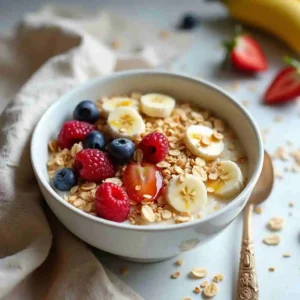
[236,203,259,300]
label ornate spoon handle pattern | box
[236,204,259,300]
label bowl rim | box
[31,69,264,232]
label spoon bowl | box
[248,151,274,206]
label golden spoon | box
[236,151,274,300]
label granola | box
[47,93,248,225]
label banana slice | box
[167,174,207,213]
[141,93,175,118]
[208,161,244,198]
[107,107,145,140]
[102,97,140,115]
[184,125,224,160]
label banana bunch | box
[221,0,300,54]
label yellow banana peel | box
[223,0,300,54]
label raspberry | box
[58,120,95,149]
[96,182,130,222]
[74,149,115,182]
[138,132,169,164]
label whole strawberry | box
[74,149,115,182]
[96,182,130,222]
[223,25,267,72]
[58,120,95,149]
[138,132,169,164]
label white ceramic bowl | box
[31,70,263,262]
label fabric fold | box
[0,6,192,299]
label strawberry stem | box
[221,25,243,70]
[284,56,300,70]
[221,41,235,70]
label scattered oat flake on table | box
[175,260,183,266]
[230,81,240,91]
[213,274,224,282]
[200,281,209,288]
[241,100,249,107]
[263,234,281,245]
[261,128,270,135]
[290,149,300,165]
[272,146,289,161]
[191,268,207,278]
[254,206,262,214]
[283,253,291,258]
[247,84,257,92]
[194,286,201,294]
[274,115,283,122]
[171,272,180,279]
[268,267,275,272]
[203,282,218,298]
[159,30,169,39]
[181,297,192,300]
[268,217,284,231]
[274,170,283,179]
[291,165,300,173]
[110,39,121,49]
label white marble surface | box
[94,21,300,300]
[1,1,300,299]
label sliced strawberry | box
[231,35,267,72]
[223,26,267,72]
[123,162,163,203]
[264,57,300,104]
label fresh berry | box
[96,182,130,222]
[74,149,115,182]
[264,57,300,104]
[178,13,200,30]
[107,138,135,163]
[73,100,100,124]
[123,162,163,203]
[223,26,267,72]
[83,130,106,150]
[58,120,95,149]
[138,132,169,164]
[53,168,77,191]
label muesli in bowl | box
[47,92,248,225]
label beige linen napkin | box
[0,6,191,300]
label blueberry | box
[73,100,99,124]
[83,130,106,150]
[107,138,135,163]
[53,168,77,191]
[178,13,200,30]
